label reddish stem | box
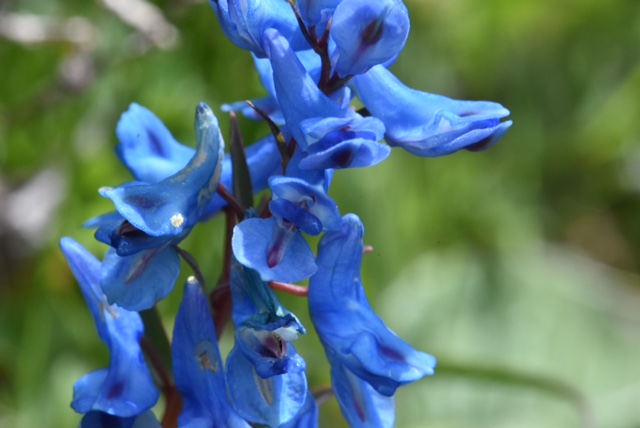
[269,281,309,297]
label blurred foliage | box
[1,0,639,427]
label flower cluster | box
[61,0,511,426]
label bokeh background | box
[1,0,639,426]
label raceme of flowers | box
[60,0,512,426]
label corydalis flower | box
[353,65,512,156]
[172,277,251,427]
[264,28,391,170]
[309,214,436,425]
[96,102,224,311]
[114,103,281,218]
[225,255,308,426]
[59,238,159,418]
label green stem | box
[140,306,173,373]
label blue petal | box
[299,135,390,169]
[79,410,160,428]
[330,360,395,428]
[209,0,308,57]
[269,199,323,236]
[232,217,317,283]
[309,215,436,396]
[262,28,348,150]
[279,390,319,428]
[90,213,168,257]
[331,0,410,76]
[115,103,194,184]
[100,245,180,311]
[172,277,251,428]
[60,238,159,417]
[269,176,341,232]
[229,252,306,337]
[300,113,391,169]
[353,65,512,156]
[226,345,308,427]
[100,103,224,238]
[235,328,306,378]
[284,149,333,191]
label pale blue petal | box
[232,217,317,283]
[115,103,194,184]
[226,346,307,427]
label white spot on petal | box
[171,213,184,228]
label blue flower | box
[232,214,317,283]
[309,214,436,418]
[59,238,159,418]
[226,345,307,427]
[269,175,341,234]
[225,255,308,426]
[100,103,224,239]
[95,102,224,311]
[263,28,391,169]
[209,0,308,57]
[353,65,513,156]
[113,103,281,220]
[331,0,410,77]
[172,276,251,428]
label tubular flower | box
[60,238,159,418]
[353,65,512,156]
[309,215,436,419]
[96,102,224,311]
[264,28,391,169]
[172,277,251,428]
[225,254,308,426]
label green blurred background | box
[1,0,639,426]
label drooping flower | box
[225,254,308,426]
[172,276,251,428]
[232,174,340,282]
[353,65,512,156]
[263,28,391,170]
[309,214,436,422]
[59,237,159,418]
